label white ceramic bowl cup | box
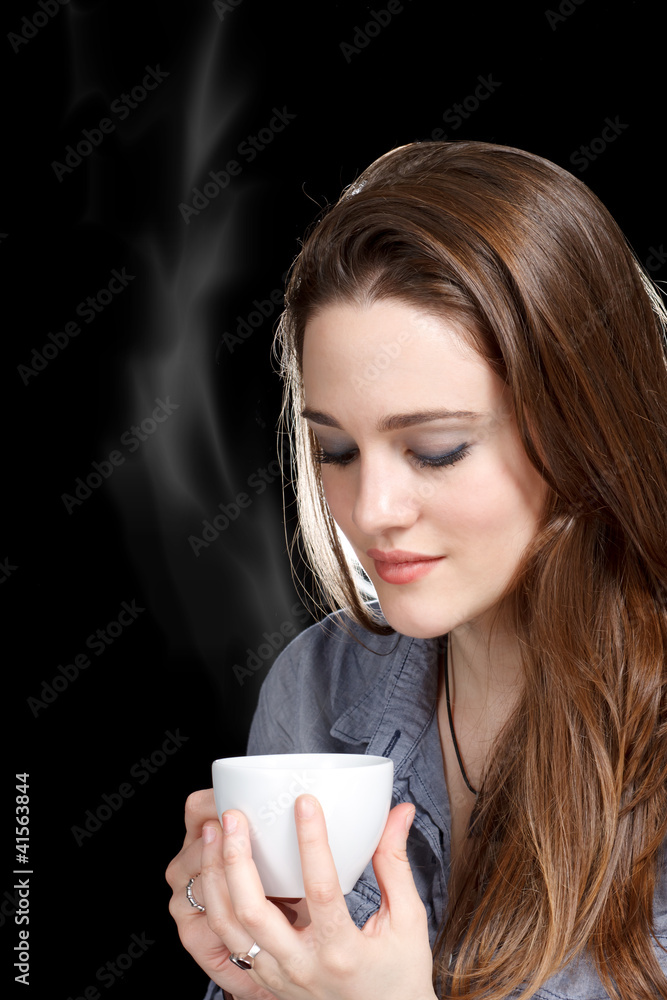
[212,753,394,897]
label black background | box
[3,1,664,997]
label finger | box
[216,810,299,960]
[166,831,236,964]
[171,856,236,968]
[183,788,217,848]
[370,803,425,926]
[169,825,290,999]
[293,795,355,935]
[165,837,205,901]
[198,820,239,941]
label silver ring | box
[186,875,205,912]
[229,941,261,970]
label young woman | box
[166,140,667,999]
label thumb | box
[370,803,418,904]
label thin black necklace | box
[443,636,478,796]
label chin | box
[375,599,448,640]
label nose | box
[351,453,422,538]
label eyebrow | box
[300,407,483,432]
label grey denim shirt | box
[205,605,667,999]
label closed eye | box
[313,443,470,470]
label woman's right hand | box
[165,788,303,1000]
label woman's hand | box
[201,793,436,1000]
[166,788,300,1000]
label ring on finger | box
[229,941,261,970]
[186,874,206,912]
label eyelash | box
[313,443,470,470]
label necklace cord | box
[444,636,478,796]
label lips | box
[366,548,444,585]
[367,549,439,563]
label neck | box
[447,613,524,716]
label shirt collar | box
[329,610,445,781]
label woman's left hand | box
[200,795,436,1000]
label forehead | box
[302,299,502,409]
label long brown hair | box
[273,141,667,997]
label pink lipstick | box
[366,548,444,585]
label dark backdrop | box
[3,1,664,996]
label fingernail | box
[202,825,217,844]
[405,807,415,834]
[297,795,315,819]
[222,812,237,834]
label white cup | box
[212,753,394,897]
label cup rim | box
[212,752,392,770]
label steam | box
[65,10,299,688]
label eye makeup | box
[312,442,470,470]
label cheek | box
[319,471,350,524]
[429,460,545,544]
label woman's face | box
[301,299,550,639]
